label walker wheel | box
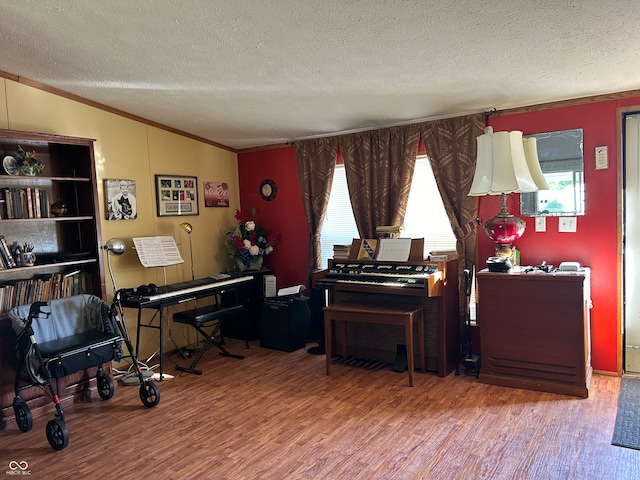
[13,398,32,433]
[46,418,69,451]
[97,371,115,400]
[139,381,160,408]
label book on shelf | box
[34,187,41,218]
[0,235,17,268]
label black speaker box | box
[260,296,310,352]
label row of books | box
[428,250,458,262]
[333,244,351,258]
[0,271,87,316]
[0,187,52,219]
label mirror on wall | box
[520,128,584,216]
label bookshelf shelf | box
[0,215,94,223]
[0,258,97,279]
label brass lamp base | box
[495,244,515,258]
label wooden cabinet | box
[0,129,105,429]
[476,269,591,398]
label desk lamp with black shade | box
[468,127,548,270]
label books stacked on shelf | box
[333,244,351,258]
[0,235,17,269]
[428,250,458,262]
[0,270,87,316]
[0,187,51,219]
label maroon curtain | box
[419,113,485,316]
[337,125,421,237]
[294,137,339,273]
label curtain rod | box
[287,108,487,144]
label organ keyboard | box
[316,260,443,296]
[314,254,459,377]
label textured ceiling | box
[1,1,639,150]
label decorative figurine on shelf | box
[50,200,68,217]
[15,146,45,176]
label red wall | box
[484,98,640,373]
[237,147,309,291]
[239,96,640,373]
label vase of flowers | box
[226,208,278,271]
[16,146,45,176]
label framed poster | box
[105,179,137,220]
[204,181,230,207]
[155,174,199,217]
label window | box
[319,155,456,268]
[319,164,359,266]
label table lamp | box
[468,127,548,258]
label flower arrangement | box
[16,146,45,176]
[226,208,278,268]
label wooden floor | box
[1,339,638,480]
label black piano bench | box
[173,304,245,375]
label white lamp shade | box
[522,137,549,190]
[468,130,539,196]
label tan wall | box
[1,78,240,362]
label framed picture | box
[204,181,230,207]
[155,174,199,217]
[105,179,137,220]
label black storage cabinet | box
[220,269,272,341]
[260,296,310,352]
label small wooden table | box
[323,302,425,386]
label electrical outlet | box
[558,217,577,233]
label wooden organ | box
[314,240,460,377]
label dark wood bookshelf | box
[0,128,106,429]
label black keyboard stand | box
[173,304,245,375]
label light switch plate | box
[558,217,577,232]
[535,217,546,232]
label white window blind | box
[320,155,456,268]
[403,155,456,256]
[320,164,359,267]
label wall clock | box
[260,178,277,201]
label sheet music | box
[133,236,184,267]
[277,284,306,296]
[375,238,412,261]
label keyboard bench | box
[173,304,243,326]
[323,302,424,387]
[173,303,245,374]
